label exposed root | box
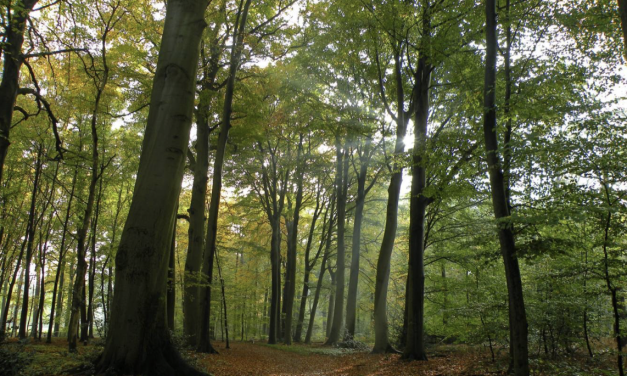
[197,341,219,355]
[95,341,209,376]
[401,351,428,361]
[371,343,401,355]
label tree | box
[481,0,529,374]
[95,0,209,373]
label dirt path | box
[194,342,496,376]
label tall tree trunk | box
[305,215,334,345]
[345,136,372,339]
[294,189,324,342]
[269,219,283,344]
[12,270,24,337]
[49,164,79,341]
[372,48,410,354]
[0,0,39,186]
[183,34,221,344]
[68,87,102,352]
[482,1,529,374]
[87,176,104,340]
[18,146,43,340]
[326,138,349,345]
[197,0,252,354]
[326,267,336,339]
[283,136,304,345]
[96,1,209,374]
[216,249,230,349]
[404,4,432,360]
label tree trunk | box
[326,267,336,339]
[283,136,304,345]
[305,202,335,345]
[96,1,209,373]
[404,6,432,360]
[482,1,529,374]
[18,146,43,340]
[345,136,372,339]
[197,0,252,354]
[372,48,410,354]
[68,90,102,352]
[0,0,39,186]
[326,138,349,345]
[294,189,324,342]
[49,165,79,341]
[183,52,213,346]
[216,250,230,349]
[87,177,104,340]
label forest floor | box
[0,338,619,375]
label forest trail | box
[0,338,616,375]
[195,341,497,376]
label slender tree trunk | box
[269,221,283,344]
[12,269,25,337]
[19,146,43,340]
[96,1,209,373]
[87,177,104,339]
[305,205,335,345]
[30,264,41,339]
[183,58,212,347]
[284,137,304,345]
[346,137,372,339]
[326,267,336,339]
[404,5,432,359]
[326,139,348,345]
[262,288,269,338]
[294,190,323,342]
[49,166,79,341]
[68,102,101,352]
[216,250,230,349]
[373,48,409,354]
[0,0,39,186]
[482,1,529,374]
[197,0,252,354]
[1,235,27,340]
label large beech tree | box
[96,0,209,374]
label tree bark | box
[96,1,209,374]
[482,1,529,375]
[0,0,39,186]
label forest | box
[0,0,626,375]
